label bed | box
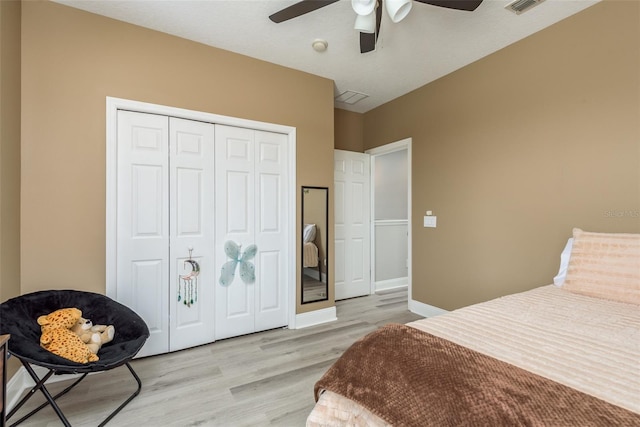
[303,241,319,268]
[303,224,321,272]
[307,228,640,426]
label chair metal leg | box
[7,360,143,427]
[98,362,142,427]
[31,373,87,415]
[6,365,55,423]
[7,361,76,427]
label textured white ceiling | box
[55,0,600,113]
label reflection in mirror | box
[301,186,329,304]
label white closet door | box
[253,130,288,332]
[215,125,256,339]
[117,111,170,357]
[168,117,215,351]
[214,126,288,339]
[334,150,371,300]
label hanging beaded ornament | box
[178,248,200,307]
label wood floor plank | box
[9,289,423,426]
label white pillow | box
[553,237,573,286]
[303,224,316,243]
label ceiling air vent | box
[335,90,369,105]
[505,0,546,15]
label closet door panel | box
[254,131,288,331]
[131,260,164,340]
[215,125,256,339]
[169,117,216,352]
[175,168,202,235]
[226,171,251,234]
[132,166,164,236]
[257,250,280,311]
[117,111,170,357]
[225,281,252,318]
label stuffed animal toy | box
[71,316,115,355]
[37,308,99,363]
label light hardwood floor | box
[11,288,423,427]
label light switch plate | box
[424,216,437,228]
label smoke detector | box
[312,39,328,52]
[505,0,546,15]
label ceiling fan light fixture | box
[352,0,376,16]
[385,0,413,23]
[354,11,376,33]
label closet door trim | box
[106,97,298,330]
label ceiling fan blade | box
[415,0,483,12]
[360,0,383,54]
[269,0,340,23]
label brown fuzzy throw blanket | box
[314,323,640,426]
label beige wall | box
[7,0,640,325]
[334,108,364,152]
[363,0,640,310]
[0,0,22,378]
[0,0,21,304]
[19,1,335,314]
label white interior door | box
[168,117,215,351]
[117,111,170,357]
[214,125,288,339]
[334,149,371,300]
[367,138,412,297]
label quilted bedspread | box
[314,323,640,426]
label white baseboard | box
[374,277,408,292]
[409,298,449,318]
[6,365,29,413]
[295,306,337,329]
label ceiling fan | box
[269,0,483,54]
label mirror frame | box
[301,186,329,304]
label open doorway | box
[366,138,412,295]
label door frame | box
[365,138,412,301]
[105,97,298,330]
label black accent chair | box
[0,290,149,426]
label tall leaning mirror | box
[301,186,329,304]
